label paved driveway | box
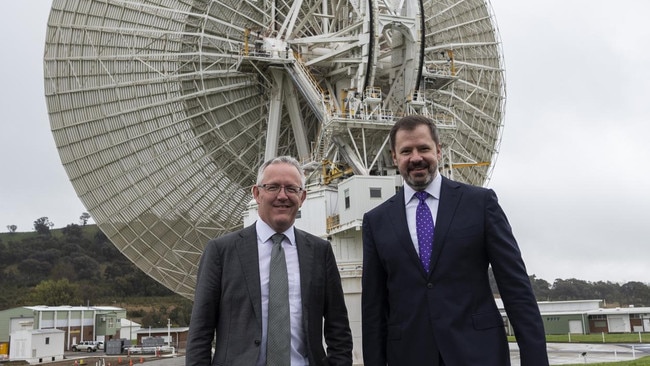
[510,342,649,365]
[133,343,650,366]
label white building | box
[120,318,142,343]
[9,329,65,364]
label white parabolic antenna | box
[44,0,506,299]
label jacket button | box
[254,340,261,346]
[427,283,433,289]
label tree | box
[68,255,101,280]
[18,258,52,285]
[79,212,91,226]
[29,278,81,306]
[592,281,622,306]
[33,217,54,235]
[530,275,552,301]
[6,225,17,233]
[550,278,593,301]
[140,305,172,328]
[620,281,650,307]
[62,223,83,239]
[169,299,193,326]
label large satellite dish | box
[44,0,505,299]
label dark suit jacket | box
[362,176,548,365]
[186,224,353,366]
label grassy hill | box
[0,224,191,327]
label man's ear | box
[299,189,307,205]
[252,185,260,203]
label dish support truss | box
[44,0,505,298]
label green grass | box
[0,231,38,241]
[547,333,650,344]
[506,334,650,365]
[508,333,650,344]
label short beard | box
[404,175,432,190]
[403,164,436,190]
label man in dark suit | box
[187,156,353,366]
[361,115,548,365]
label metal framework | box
[44,0,506,298]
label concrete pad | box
[510,342,650,365]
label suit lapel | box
[387,189,426,276]
[429,176,462,274]
[295,229,313,310]
[237,225,263,329]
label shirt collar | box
[256,219,296,245]
[403,172,442,205]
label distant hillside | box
[0,223,191,327]
[2,222,649,321]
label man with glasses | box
[187,156,353,366]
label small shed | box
[135,327,189,349]
[9,328,65,363]
[119,318,141,343]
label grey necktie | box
[267,233,291,365]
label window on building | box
[344,189,350,209]
[45,337,50,345]
[369,187,382,198]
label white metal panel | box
[568,320,583,334]
[44,0,506,300]
[607,316,630,333]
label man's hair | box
[256,155,306,187]
[389,115,440,152]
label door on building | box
[608,316,627,333]
[569,320,583,334]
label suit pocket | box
[447,224,482,240]
[472,311,504,330]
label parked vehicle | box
[71,341,98,352]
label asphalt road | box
[511,342,650,365]
[65,343,650,366]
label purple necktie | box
[415,191,434,272]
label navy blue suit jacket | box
[361,176,548,365]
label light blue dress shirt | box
[256,220,308,366]
[403,172,441,255]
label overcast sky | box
[1,1,649,284]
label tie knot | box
[271,233,285,246]
[415,191,429,202]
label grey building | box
[0,305,127,352]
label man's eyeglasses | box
[258,184,304,195]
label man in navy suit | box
[187,156,353,366]
[361,115,548,365]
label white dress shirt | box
[403,172,441,255]
[256,220,308,366]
